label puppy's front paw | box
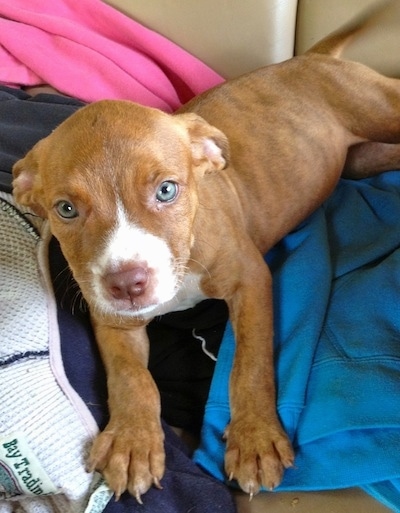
[224,415,294,497]
[87,419,165,503]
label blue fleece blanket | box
[194,171,400,512]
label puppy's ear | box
[177,113,230,174]
[12,141,47,218]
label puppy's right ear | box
[177,113,230,175]
[12,141,47,218]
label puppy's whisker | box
[51,265,89,314]
[71,288,88,315]
[173,256,211,279]
[187,258,212,279]
[52,265,73,296]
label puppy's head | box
[13,100,230,321]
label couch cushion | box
[296,0,400,77]
[106,0,298,78]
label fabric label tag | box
[0,432,59,498]
[84,478,113,513]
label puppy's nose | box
[105,266,149,299]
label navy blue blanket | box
[194,171,400,512]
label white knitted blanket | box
[0,195,112,513]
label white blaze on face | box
[91,202,178,314]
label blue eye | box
[156,181,178,203]
[55,200,79,219]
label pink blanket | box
[0,0,224,111]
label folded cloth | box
[0,0,224,110]
[0,86,84,193]
[0,196,104,513]
[194,171,400,512]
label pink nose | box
[105,266,149,300]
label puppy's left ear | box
[12,140,47,218]
[177,113,230,174]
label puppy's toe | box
[87,430,115,473]
[126,444,165,501]
[257,445,292,490]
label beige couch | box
[103,1,399,511]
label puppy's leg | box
[87,321,165,502]
[337,69,400,178]
[224,247,294,496]
[344,142,400,178]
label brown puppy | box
[12,3,400,502]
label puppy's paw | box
[224,416,294,497]
[87,420,165,503]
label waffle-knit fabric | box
[0,196,110,513]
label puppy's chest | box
[152,272,208,316]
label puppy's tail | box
[306,0,393,58]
